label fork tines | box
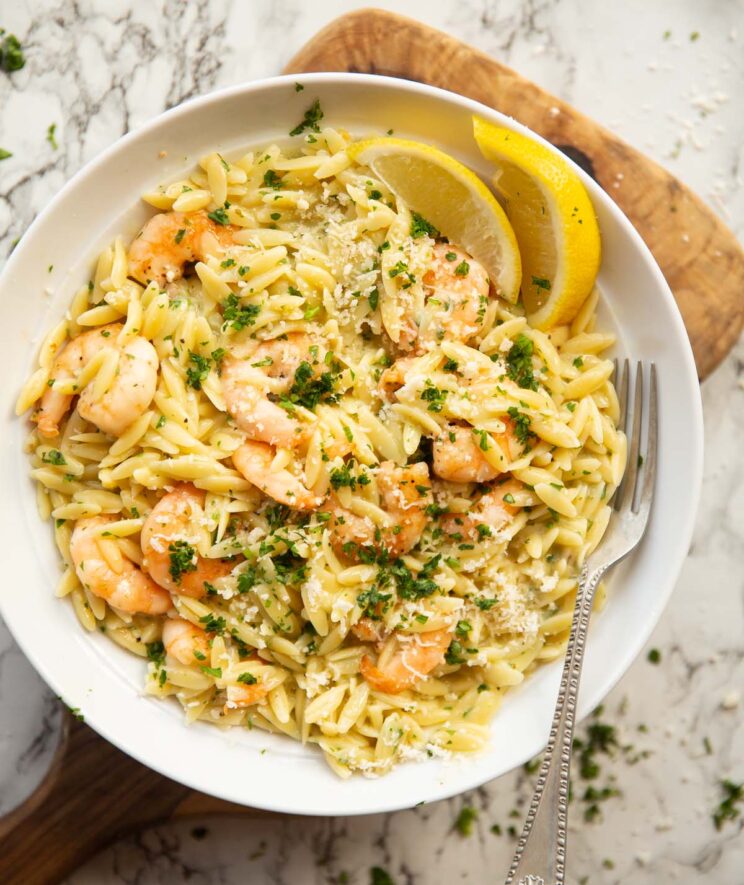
[612,360,658,515]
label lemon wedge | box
[473,116,601,329]
[347,136,521,302]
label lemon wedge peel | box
[347,136,522,303]
[472,116,602,330]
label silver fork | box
[505,360,658,885]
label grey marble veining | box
[0,1,742,883]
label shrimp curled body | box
[128,210,237,286]
[162,617,210,665]
[221,334,318,449]
[329,461,432,560]
[141,484,235,597]
[400,244,492,351]
[36,323,158,438]
[359,628,452,694]
[433,422,522,484]
[70,516,171,615]
[232,440,323,510]
[441,479,524,539]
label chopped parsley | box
[368,287,379,311]
[329,460,369,491]
[472,428,490,451]
[445,251,457,261]
[237,565,259,594]
[146,640,165,666]
[474,597,498,611]
[237,671,257,684]
[41,449,67,466]
[573,356,584,369]
[294,82,304,92]
[505,334,538,390]
[574,720,618,780]
[410,211,439,239]
[713,780,743,831]
[168,540,197,584]
[454,260,470,277]
[185,351,212,390]
[443,358,459,372]
[507,406,535,446]
[357,585,392,620]
[200,665,222,678]
[393,555,440,601]
[455,619,472,638]
[455,805,478,836]
[388,260,415,288]
[445,639,467,665]
[207,206,230,225]
[285,358,340,410]
[211,347,226,372]
[0,148,12,161]
[647,648,661,664]
[0,32,25,72]
[370,868,395,885]
[46,123,58,150]
[264,502,291,532]
[222,294,260,331]
[289,98,324,136]
[262,169,282,189]
[174,228,186,244]
[420,379,448,412]
[531,275,551,291]
[199,613,226,634]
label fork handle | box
[505,564,606,885]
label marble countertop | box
[1,1,742,882]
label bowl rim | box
[0,71,703,815]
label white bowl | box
[0,74,703,816]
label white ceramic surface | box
[0,73,702,816]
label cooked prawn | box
[70,516,171,614]
[359,627,452,694]
[141,484,235,597]
[128,210,237,286]
[221,334,322,448]
[432,421,522,484]
[162,617,210,666]
[400,244,491,350]
[328,461,432,559]
[224,681,268,711]
[378,357,415,399]
[232,440,324,510]
[351,617,384,644]
[441,478,524,539]
[36,323,158,438]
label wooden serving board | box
[2,10,742,885]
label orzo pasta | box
[18,118,625,776]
